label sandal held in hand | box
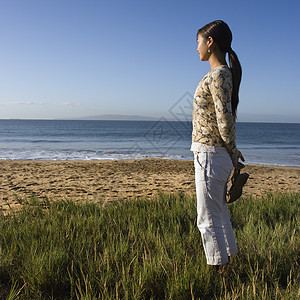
[226,168,249,204]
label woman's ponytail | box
[228,49,242,119]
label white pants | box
[194,146,238,265]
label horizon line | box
[0,118,299,124]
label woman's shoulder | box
[210,65,231,77]
[209,65,232,83]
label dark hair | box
[197,20,242,118]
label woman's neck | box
[208,53,227,70]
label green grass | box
[0,191,299,299]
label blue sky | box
[0,0,299,122]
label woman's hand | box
[233,151,245,170]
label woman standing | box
[191,20,244,266]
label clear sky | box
[0,0,299,122]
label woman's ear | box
[207,36,214,48]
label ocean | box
[0,120,299,167]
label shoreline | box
[1,158,299,213]
[1,158,299,169]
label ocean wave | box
[240,146,300,150]
[0,149,192,162]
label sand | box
[0,159,299,213]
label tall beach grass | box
[0,191,299,299]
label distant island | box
[69,114,159,121]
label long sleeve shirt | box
[191,65,240,163]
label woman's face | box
[197,34,210,61]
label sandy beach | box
[0,159,299,213]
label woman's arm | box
[209,68,245,169]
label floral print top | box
[191,65,240,163]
